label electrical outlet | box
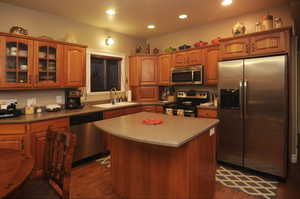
[291,154,297,164]
[56,96,63,104]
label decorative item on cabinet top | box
[232,22,246,36]
[194,41,208,48]
[9,26,28,36]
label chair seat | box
[15,178,61,199]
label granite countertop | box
[0,101,169,124]
[94,112,219,148]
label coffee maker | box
[65,89,83,109]
[0,99,22,119]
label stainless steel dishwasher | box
[70,111,107,164]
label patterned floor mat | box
[216,166,279,199]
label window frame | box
[86,49,126,96]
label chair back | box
[44,127,76,199]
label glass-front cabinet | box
[34,41,62,88]
[0,36,33,88]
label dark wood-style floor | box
[69,161,300,199]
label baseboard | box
[291,154,298,164]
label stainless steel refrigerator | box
[218,55,288,178]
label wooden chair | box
[14,127,76,199]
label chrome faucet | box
[110,87,118,104]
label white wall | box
[0,2,145,104]
[147,5,293,50]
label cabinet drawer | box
[30,117,69,132]
[123,106,142,115]
[198,109,218,118]
[0,135,25,152]
[103,109,124,119]
[143,105,156,112]
[0,124,26,135]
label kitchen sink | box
[93,102,138,108]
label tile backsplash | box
[0,89,65,108]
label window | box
[90,55,122,92]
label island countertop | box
[93,112,219,147]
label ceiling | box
[1,0,291,39]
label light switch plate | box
[56,96,63,104]
[209,128,215,136]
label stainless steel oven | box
[171,65,203,85]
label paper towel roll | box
[127,90,132,102]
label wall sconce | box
[105,36,115,46]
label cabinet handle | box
[252,43,256,51]
[246,44,249,54]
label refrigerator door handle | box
[239,81,243,119]
[244,80,248,117]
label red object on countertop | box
[143,118,163,125]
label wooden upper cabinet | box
[173,52,187,67]
[220,28,290,60]
[250,31,288,56]
[33,41,63,88]
[140,56,158,85]
[129,56,139,86]
[205,46,219,85]
[63,45,86,87]
[187,49,204,65]
[0,36,34,89]
[220,38,250,60]
[158,54,172,85]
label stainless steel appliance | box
[70,111,107,164]
[218,55,288,178]
[163,90,209,117]
[0,99,22,119]
[171,65,203,85]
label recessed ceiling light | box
[221,0,233,6]
[106,9,116,15]
[147,25,156,29]
[178,14,188,19]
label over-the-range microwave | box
[171,65,203,85]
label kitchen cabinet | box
[0,36,34,88]
[129,55,158,86]
[0,135,25,153]
[132,86,159,102]
[186,49,205,65]
[220,27,290,60]
[220,37,250,60]
[158,54,172,85]
[155,105,164,113]
[0,33,87,90]
[205,46,219,85]
[140,56,158,85]
[142,105,156,112]
[63,45,86,87]
[30,117,69,177]
[250,31,288,56]
[197,109,218,118]
[173,51,187,67]
[33,41,63,88]
[173,49,204,67]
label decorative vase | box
[232,22,246,36]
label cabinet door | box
[155,105,164,113]
[0,36,34,88]
[187,49,204,65]
[250,31,288,56]
[136,86,159,102]
[63,45,86,87]
[33,41,63,88]
[0,135,25,153]
[205,46,219,85]
[158,54,172,85]
[140,56,158,85]
[220,38,250,60]
[129,56,139,86]
[173,52,187,67]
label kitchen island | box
[94,112,219,199]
